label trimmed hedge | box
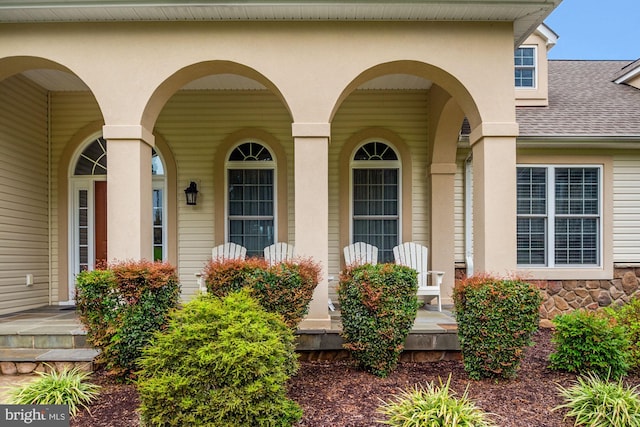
[137,291,302,426]
[605,296,640,371]
[453,274,542,380]
[338,263,419,378]
[75,260,180,379]
[549,309,630,378]
[202,257,320,328]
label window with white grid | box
[515,46,536,88]
[351,141,400,263]
[517,165,601,267]
[227,142,275,257]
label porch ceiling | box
[21,69,434,92]
[0,0,561,45]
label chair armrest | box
[195,272,207,294]
[426,270,445,287]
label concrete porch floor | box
[0,304,460,371]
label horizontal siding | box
[156,90,292,297]
[0,75,50,315]
[50,92,103,303]
[49,89,442,302]
[613,155,640,263]
[330,90,430,297]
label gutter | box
[517,135,640,149]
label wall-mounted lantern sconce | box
[184,181,199,206]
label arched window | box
[351,141,400,263]
[226,142,275,257]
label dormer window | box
[515,46,536,88]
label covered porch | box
[0,304,458,374]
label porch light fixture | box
[184,181,199,206]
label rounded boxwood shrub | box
[75,260,180,379]
[549,309,630,378]
[338,263,419,378]
[137,290,302,427]
[453,274,542,380]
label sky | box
[544,0,640,60]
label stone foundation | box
[455,265,640,324]
[0,360,95,375]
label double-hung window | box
[227,142,275,257]
[515,46,536,88]
[517,166,601,267]
[351,141,400,263]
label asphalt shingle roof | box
[516,60,640,137]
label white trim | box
[534,23,558,48]
[615,64,640,85]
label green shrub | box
[377,375,496,427]
[202,257,320,328]
[7,367,101,417]
[75,260,181,379]
[338,263,419,378]
[555,372,640,427]
[605,297,640,370]
[137,290,301,427]
[549,309,630,378]
[453,274,542,380]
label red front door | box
[94,181,107,267]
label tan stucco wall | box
[0,21,516,128]
[515,31,551,107]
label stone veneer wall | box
[455,265,640,326]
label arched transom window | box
[351,141,400,263]
[227,142,275,257]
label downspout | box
[464,152,473,277]
[47,91,52,305]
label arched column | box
[293,122,331,329]
[469,123,519,275]
[429,89,464,304]
[103,124,155,262]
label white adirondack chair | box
[264,242,295,265]
[212,242,247,261]
[343,242,378,266]
[196,242,247,292]
[393,242,444,311]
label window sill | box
[515,266,612,281]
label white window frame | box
[349,140,402,263]
[515,45,537,89]
[224,140,277,256]
[517,164,603,269]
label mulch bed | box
[71,328,640,426]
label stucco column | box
[469,123,518,275]
[430,163,456,304]
[293,123,331,329]
[103,125,155,262]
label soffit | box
[21,69,433,91]
[0,0,562,45]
